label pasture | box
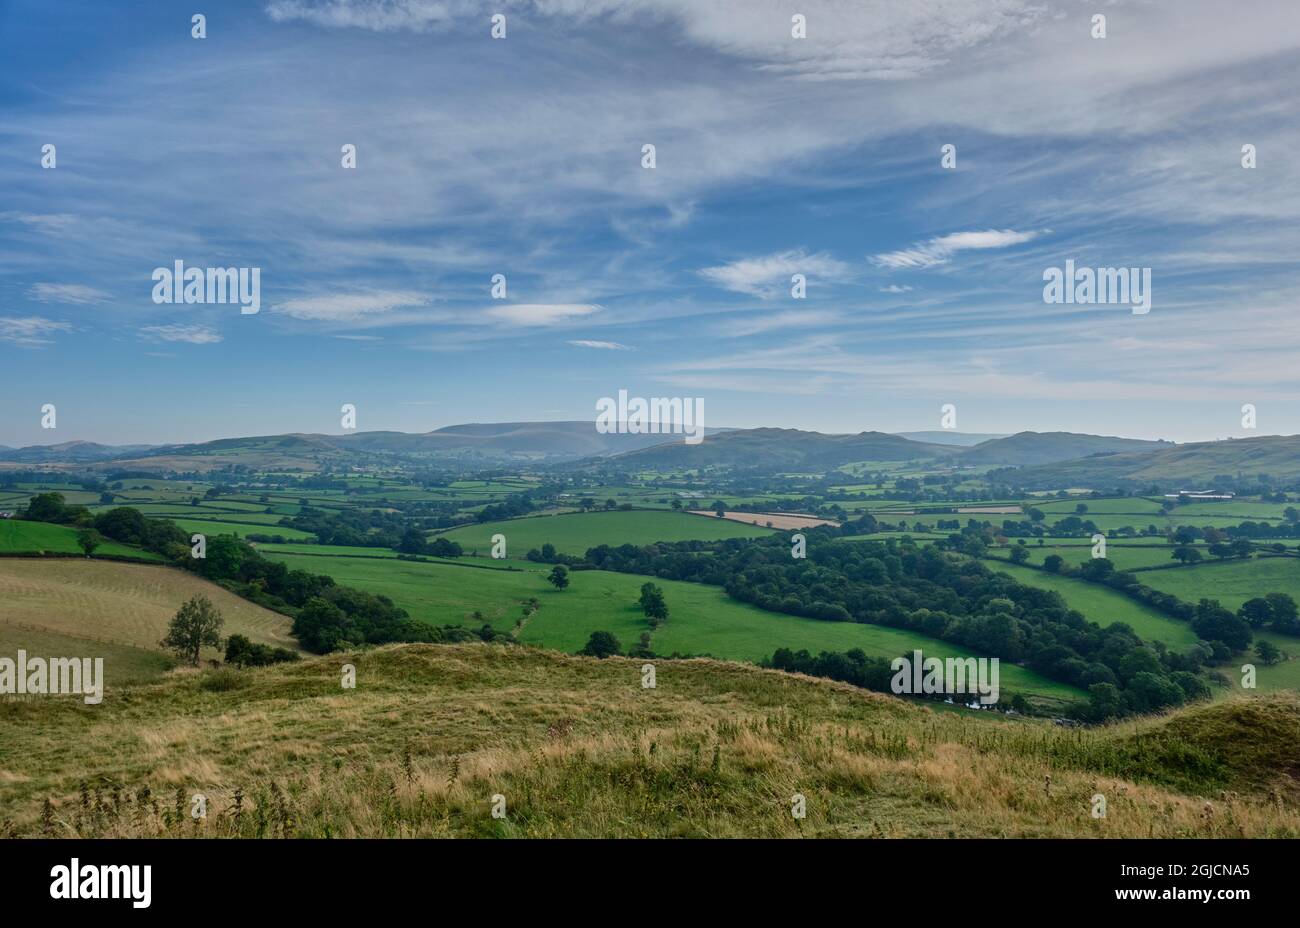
[986,543,1194,572]
[1138,555,1300,612]
[260,550,1077,704]
[435,509,772,556]
[171,518,317,541]
[0,520,161,560]
[984,560,1200,649]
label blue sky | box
[2,0,1299,446]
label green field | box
[984,560,1200,649]
[261,550,1078,704]
[0,520,161,560]
[853,494,1290,536]
[1139,556,1300,612]
[129,507,289,523]
[1034,497,1166,515]
[838,532,949,543]
[435,509,773,556]
[171,518,317,541]
[1173,501,1292,519]
[254,541,543,571]
[1231,631,1300,693]
[987,544,1195,572]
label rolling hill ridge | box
[1001,434,1300,488]
[2,643,1297,838]
[5,424,1299,487]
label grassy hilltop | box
[2,643,1298,839]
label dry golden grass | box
[0,558,297,661]
[2,643,1298,838]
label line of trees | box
[22,495,443,654]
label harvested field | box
[688,511,838,530]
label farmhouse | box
[1164,490,1234,500]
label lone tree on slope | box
[161,594,225,665]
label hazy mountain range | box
[0,422,721,469]
[1,423,1294,487]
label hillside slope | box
[3,644,1297,838]
[1003,434,1300,487]
[960,431,1173,466]
[0,440,157,464]
[603,428,955,471]
[26,422,709,471]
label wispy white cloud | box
[699,250,852,298]
[485,304,600,326]
[28,283,109,304]
[139,324,222,344]
[266,0,464,32]
[0,316,73,347]
[273,291,430,321]
[871,230,1045,270]
[266,0,1050,81]
[0,212,78,233]
[719,309,842,337]
[568,339,629,350]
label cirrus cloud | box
[139,324,223,344]
[871,229,1046,270]
[0,316,73,347]
[699,249,852,298]
[568,339,629,350]
[273,290,431,321]
[485,303,600,326]
[28,283,110,304]
[265,0,1050,82]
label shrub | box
[199,668,246,692]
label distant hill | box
[18,425,1300,488]
[599,428,956,471]
[894,431,1010,447]
[3,422,720,472]
[959,431,1174,467]
[336,421,724,458]
[1001,434,1300,488]
[0,440,157,464]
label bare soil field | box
[690,510,839,530]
